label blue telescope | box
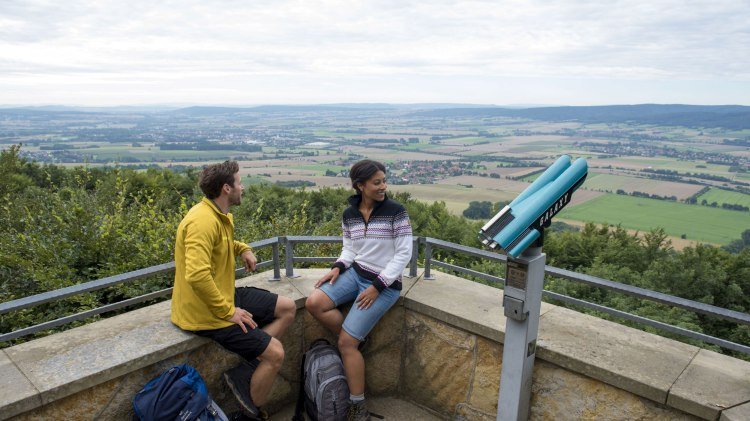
[479,155,588,258]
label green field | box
[446,136,500,145]
[596,156,732,175]
[696,188,750,208]
[73,145,259,161]
[395,143,443,151]
[559,194,749,245]
[292,163,349,174]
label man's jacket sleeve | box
[234,240,251,257]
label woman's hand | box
[315,267,340,288]
[355,285,380,310]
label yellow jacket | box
[171,198,251,330]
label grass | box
[559,194,748,245]
[696,188,750,208]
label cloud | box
[0,0,748,104]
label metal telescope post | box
[496,233,546,421]
[477,155,588,420]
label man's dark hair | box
[199,160,240,199]
[349,159,386,192]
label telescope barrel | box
[479,155,588,258]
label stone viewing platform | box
[2,267,750,420]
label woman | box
[305,159,413,421]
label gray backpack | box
[293,339,350,421]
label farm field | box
[589,156,733,176]
[583,173,704,199]
[696,188,750,207]
[388,184,518,215]
[340,145,454,162]
[436,175,531,192]
[559,194,748,245]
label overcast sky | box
[1,0,748,106]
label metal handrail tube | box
[430,260,504,285]
[0,262,176,315]
[2,235,748,355]
[285,235,341,243]
[1,238,276,316]
[424,237,750,327]
[542,290,750,355]
[424,237,508,263]
[545,266,750,326]
[0,288,173,342]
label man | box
[171,160,296,420]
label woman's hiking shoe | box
[347,399,371,421]
[223,360,260,419]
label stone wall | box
[3,268,750,420]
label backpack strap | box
[291,351,307,421]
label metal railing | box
[2,236,749,355]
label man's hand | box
[241,249,257,272]
[314,267,340,288]
[355,285,380,310]
[228,307,257,333]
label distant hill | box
[412,104,750,130]
[2,104,749,130]
[170,105,392,116]
[169,103,501,116]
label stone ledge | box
[0,271,300,421]
[2,267,749,420]
[397,269,748,420]
[537,305,699,404]
[668,349,750,420]
[0,350,40,418]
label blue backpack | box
[133,364,229,421]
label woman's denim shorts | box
[319,267,400,341]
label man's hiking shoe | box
[224,361,260,419]
[347,399,371,421]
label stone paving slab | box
[536,305,700,404]
[403,269,555,343]
[271,395,446,420]
[0,350,41,420]
[721,401,750,421]
[668,349,750,420]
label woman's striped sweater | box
[332,194,413,291]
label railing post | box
[424,241,435,280]
[284,237,299,278]
[270,241,281,281]
[408,237,420,277]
